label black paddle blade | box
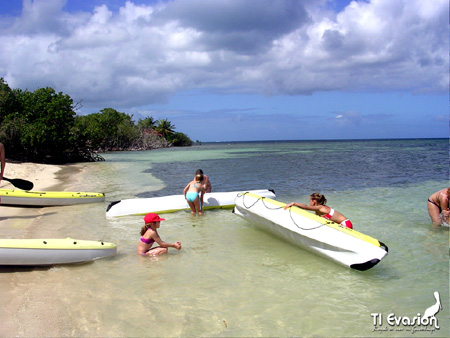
[3,177,34,190]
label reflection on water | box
[2,139,449,337]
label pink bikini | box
[140,237,155,246]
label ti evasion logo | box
[371,291,442,334]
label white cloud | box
[0,0,447,110]
[332,111,362,126]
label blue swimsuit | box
[186,192,199,202]
[186,183,202,207]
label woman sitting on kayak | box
[284,192,353,229]
[183,173,205,216]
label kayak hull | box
[0,189,105,206]
[0,238,117,266]
[233,192,388,271]
[106,189,276,217]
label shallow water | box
[1,139,449,337]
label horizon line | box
[197,137,449,144]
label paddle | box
[2,176,34,190]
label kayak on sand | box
[0,189,105,207]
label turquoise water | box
[3,139,449,337]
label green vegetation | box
[0,78,193,164]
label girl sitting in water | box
[183,173,205,215]
[137,213,181,256]
[284,192,353,229]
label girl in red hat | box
[138,213,182,256]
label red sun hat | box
[144,213,165,223]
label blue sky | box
[0,0,448,142]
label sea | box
[3,139,450,337]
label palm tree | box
[155,119,175,140]
[137,116,157,130]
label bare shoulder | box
[316,205,331,213]
[145,228,156,237]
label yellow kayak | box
[234,192,388,271]
[0,189,105,206]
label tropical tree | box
[75,108,138,150]
[137,116,157,130]
[155,118,175,140]
[5,86,77,163]
[0,78,21,124]
[170,132,193,146]
[0,78,195,163]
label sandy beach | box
[0,161,85,337]
[0,162,63,224]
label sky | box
[0,0,448,142]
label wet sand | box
[0,161,84,337]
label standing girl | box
[184,173,205,215]
[196,169,212,193]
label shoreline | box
[1,161,62,190]
[0,161,88,337]
[0,161,82,237]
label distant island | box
[0,78,193,164]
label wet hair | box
[196,169,204,175]
[140,224,152,236]
[310,192,327,205]
[195,173,204,182]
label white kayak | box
[106,189,276,217]
[0,189,105,207]
[0,238,117,266]
[233,192,388,271]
